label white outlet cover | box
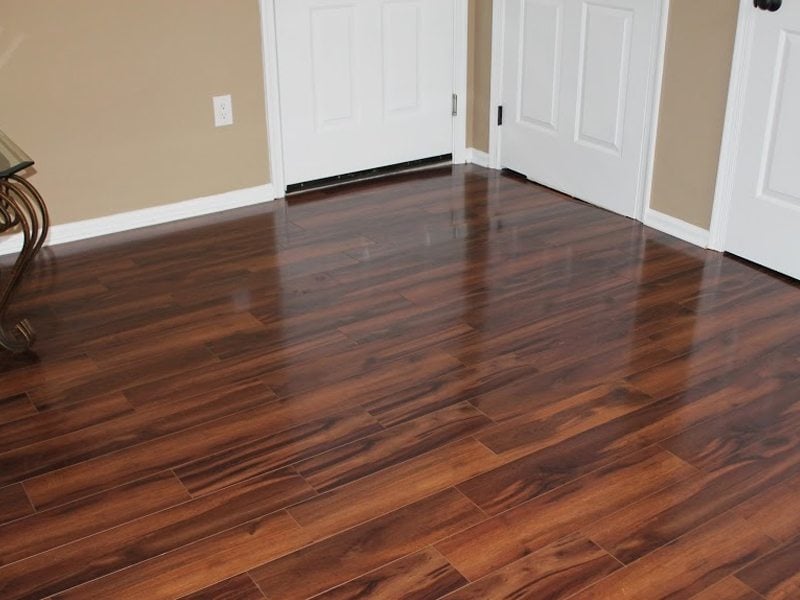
[213,95,233,127]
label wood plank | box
[178,574,264,600]
[0,485,33,527]
[0,379,275,491]
[289,438,502,539]
[52,510,310,600]
[295,403,493,492]
[0,469,313,600]
[734,473,800,544]
[312,548,467,600]
[458,370,783,515]
[441,533,620,600]
[1,471,189,566]
[0,394,36,426]
[691,578,763,600]
[0,394,133,455]
[736,536,800,600]
[175,407,382,496]
[476,382,655,459]
[567,515,775,600]
[249,488,485,600]
[437,447,694,581]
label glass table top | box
[0,129,34,179]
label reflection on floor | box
[0,165,798,599]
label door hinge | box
[497,105,504,126]
[452,93,458,117]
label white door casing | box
[273,0,458,187]
[712,0,800,280]
[497,0,663,218]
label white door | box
[500,0,661,217]
[275,0,455,187]
[724,0,800,280]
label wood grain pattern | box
[691,578,763,600]
[312,548,467,600]
[437,447,694,581]
[736,536,800,599]
[0,471,189,566]
[0,469,313,599]
[295,402,493,491]
[441,533,620,600]
[0,394,36,426]
[568,515,775,600]
[0,166,797,598]
[178,574,265,600]
[250,489,484,600]
[0,485,33,527]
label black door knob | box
[754,0,782,11]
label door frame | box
[487,0,670,222]
[708,0,756,251]
[259,0,470,198]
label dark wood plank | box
[736,536,800,599]
[0,471,190,566]
[0,379,275,492]
[0,394,36,426]
[441,533,620,600]
[295,402,493,492]
[312,548,467,600]
[436,447,694,581]
[175,407,382,496]
[692,578,763,600]
[0,485,33,527]
[567,514,775,600]
[0,469,314,600]
[0,393,133,455]
[249,488,485,600]
[289,438,502,539]
[178,574,264,600]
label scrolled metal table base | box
[0,174,49,353]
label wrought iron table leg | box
[0,175,49,353]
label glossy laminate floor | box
[0,165,799,599]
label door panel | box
[575,4,632,154]
[518,0,563,131]
[501,0,660,217]
[726,2,800,279]
[276,0,454,186]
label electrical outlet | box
[213,94,234,127]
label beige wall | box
[650,0,738,229]
[467,0,493,153]
[0,0,270,226]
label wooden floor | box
[0,165,799,599]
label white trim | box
[488,0,506,169]
[453,0,470,164]
[709,0,753,251]
[465,148,491,167]
[259,0,286,197]
[0,185,275,256]
[638,0,670,222]
[644,208,710,248]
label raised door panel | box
[310,5,358,130]
[517,0,563,132]
[575,2,633,155]
[759,29,800,209]
[383,2,422,116]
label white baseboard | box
[643,208,710,248]
[0,184,275,256]
[465,148,491,168]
